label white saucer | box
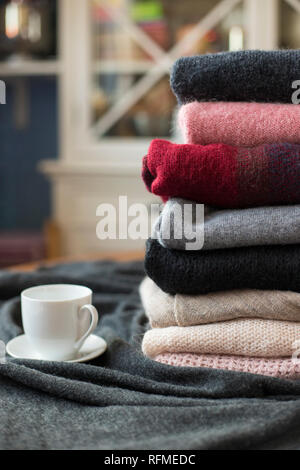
[6,334,107,363]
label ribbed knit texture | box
[155,353,300,380]
[178,102,300,146]
[170,50,300,104]
[142,319,300,358]
[145,239,300,295]
[154,199,300,250]
[140,277,300,327]
[143,139,300,208]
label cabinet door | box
[65,0,300,164]
[89,0,246,141]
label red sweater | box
[142,139,300,208]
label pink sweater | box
[142,319,300,358]
[178,102,300,146]
[155,353,300,380]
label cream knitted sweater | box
[140,277,300,327]
[142,319,300,358]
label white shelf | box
[0,59,153,77]
[0,60,62,77]
[93,60,154,74]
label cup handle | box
[75,304,99,351]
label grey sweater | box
[153,198,300,251]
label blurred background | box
[0,0,299,267]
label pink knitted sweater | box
[142,319,300,358]
[178,102,300,146]
[155,353,300,380]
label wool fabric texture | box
[142,319,300,358]
[170,50,300,104]
[142,139,300,208]
[145,238,300,295]
[140,277,300,328]
[178,102,300,147]
[154,198,300,250]
[5,263,300,449]
[155,353,300,380]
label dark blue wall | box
[0,77,57,230]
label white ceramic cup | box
[21,284,99,361]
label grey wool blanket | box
[154,199,300,251]
[2,261,300,449]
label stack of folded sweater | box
[140,50,300,380]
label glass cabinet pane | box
[279,0,300,49]
[90,0,247,139]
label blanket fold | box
[142,319,300,358]
[140,277,300,327]
[143,139,300,208]
[154,198,300,250]
[2,261,300,449]
[170,50,300,104]
[155,353,300,380]
[145,238,300,295]
[178,102,300,146]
